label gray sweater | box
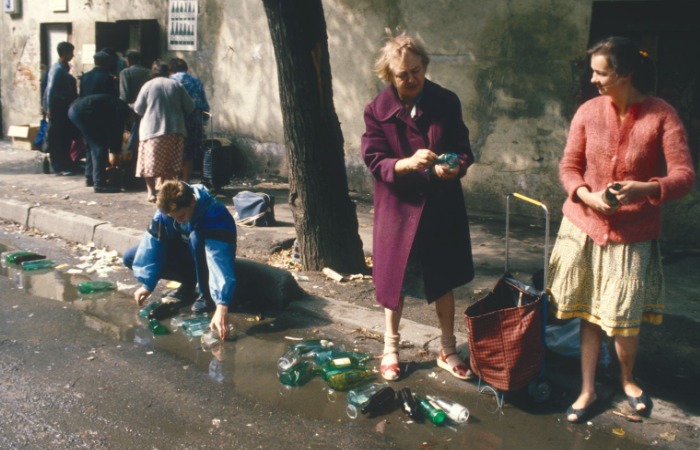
[133,77,195,140]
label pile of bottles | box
[277,339,375,391]
[277,338,470,425]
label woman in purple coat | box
[362,34,475,381]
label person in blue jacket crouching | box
[123,180,236,339]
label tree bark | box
[262,0,367,273]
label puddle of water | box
[0,241,649,449]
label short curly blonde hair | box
[374,33,430,82]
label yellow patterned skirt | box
[547,216,664,337]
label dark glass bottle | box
[398,387,421,420]
[603,183,622,210]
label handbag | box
[34,118,48,151]
[232,191,276,227]
[69,136,88,162]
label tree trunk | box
[262,0,367,274]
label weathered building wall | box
[2,0,698,241]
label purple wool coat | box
[361,80,475,311]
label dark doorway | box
[95,20,160,69]
[580,1,700,168]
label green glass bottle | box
[138,298,162,318]
[148,318,169,335]
[415,395,446,426]
[312,349,372,365]
[21,259,55,271]
[326,368,374,391]
[77,280,115,294]
[316,355,364,380]
[278,361,315,386]
[5,251,46,265]
[426,395,469,423]
[288,339,334,355]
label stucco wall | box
[2,0,698,241]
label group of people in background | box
[41,42,210,200]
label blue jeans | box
[122,230,210,297]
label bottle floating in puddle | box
[316,355,365,380]
[278,361,314,386]
[326,368,374,391]
[21,259,55,271]
[77,280,115,294]
[148,318,169,335]
[138,298,162,318]
[425,395,469,423]
[201,325,236,350]
[346,382,394,419]
[5,251,46,265]
[288,339,334,354]
[181,316,211,339]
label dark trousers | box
[47,105,77,173]
[69,108,122,188]
[122,230,210,298]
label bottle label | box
[332,357,352,367]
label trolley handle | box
[505,193,550,290]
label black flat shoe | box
[566,399,598,424]
[627,392,652,417]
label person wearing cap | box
[122,180,237,339]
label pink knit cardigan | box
[559,96,695,245]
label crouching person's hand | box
[134,286,151,307]
[211,304,230,340]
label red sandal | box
[437,350,473,380]
[379,351,400,381]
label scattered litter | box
[86,201,97,206]
[87,356,95,361]
[347,274,365,281]
[428,372,438,379]
[66,269,83,274]
[612,428,625,436]
[613,410,643,422]
[212,418,221,427]
[375,419,387,433]
[285,336,304,341]
[659,432,676,442]
[322,267,345,282]
[166,281,181,289]
[293,274,310,281]
[146,351,154,355]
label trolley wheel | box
[528,379,552,403]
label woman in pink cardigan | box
[549,36,695,423]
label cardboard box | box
[8,124,41,150]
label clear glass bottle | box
[181,316,211,339]
[425,395,469,423]
[77,280,115,294]
[346,382,393,418]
